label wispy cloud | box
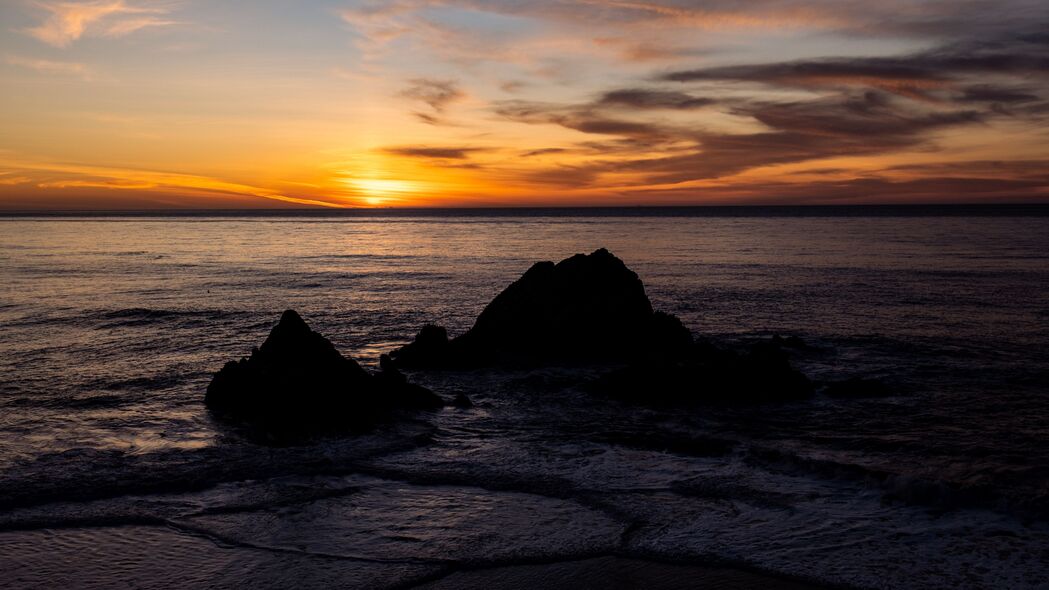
[497,100,675,140]
[5,54,90,78]
[399,78,465,125]
[400,78,463,111]
[25,1,177,48]
[591,37,707,63]
[0,173,32,186]
[622,171,1049,205]
[1,158,342,208]
[102,15,177,37]
[383,146,487,160]
[661,32,1049,101]
[596,89,715,110]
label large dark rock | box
[206,310,441,433]
[392,248,692,367]
[588,339,814,404]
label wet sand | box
[0,525,824,590]
[414,555,822,590]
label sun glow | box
[348,178,419,195]
[341,178,425,206]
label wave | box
[743,445,1049,521]
[589,431,736,458]
[0,422,436,512]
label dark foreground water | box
[1,213,1048,589]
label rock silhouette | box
[392,248,692,367]
[206,310,441,433]
[393,324,453,368]
[589,338,813,404]
[374,354,445,409]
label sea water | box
[1,211,1047,588]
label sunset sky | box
[2,0,1048,208]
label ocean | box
[1,209,1048,589]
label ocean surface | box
[1,211,1048,589]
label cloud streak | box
[383,146,487,159]
[596,89,715,110]
[25,0,176,48]
[5,54,90,78]
[661,31,1049,100]
[399,78,465,125]
[0,157,341,208]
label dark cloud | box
[638,93,983,183]
[495,101,672,141]
[400,78,463,111]
[575,138,691,154]
[400,79,464,125]
[521,147,567,157]
[412,112,443,125]
[958,85,1040,103]
[621,172,1049,205]
[660,30,1049,101]
[596,88,715,110]
[885,159,1049,176]
[663,60,943,85]
[523,164,601,187]
[738,92,983,138]
[497,89,986,186]
[383,146,486,159]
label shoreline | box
[407,554,832,590]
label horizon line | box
[3,203,1049,218]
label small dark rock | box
[392,324,452,368]
[375,354,445,410]
[206,310,441,434]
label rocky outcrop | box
[206,310,441,433]
[391,324,453,369]
[588,339,814,404]
[392,249,692,367]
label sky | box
[1,0,1048,209]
